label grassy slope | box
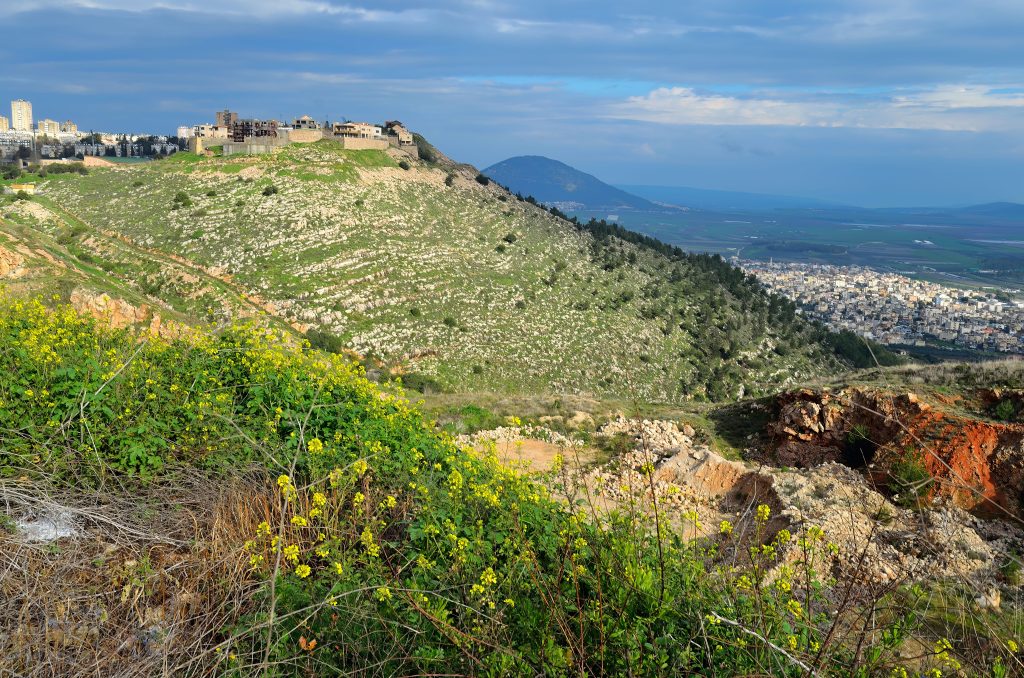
[33,142,833,402]
[0,298,969,677]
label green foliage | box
[475,173,490,186]
[0,299,987,676]
[401,372,444,394]
[262,184,279,196]
[411,133,437,164]
[889,451,933,507]
[398,160,411,171]
[305,327,346,354]
[1000,553,1023,586]
[822,329,904,368]
[993,398,1018,422]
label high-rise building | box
[60,120,78,134]
[11,99,32,132]
[37,119,60,137]
[215,109,238,127]
[0,115,9,132]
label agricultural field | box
[581,206,1024,291]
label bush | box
[408,307,421,318]
[502,232,518,244]
[400,372,444,394]
[889,451,933,507]
[994,398,1017,421]
[306,327,346,355]
[442,316,457,328]
[412,133,437,163]
[444,173,455,187]
[398,160,411,171]
[262,184,278,196]
[475,173,490,186]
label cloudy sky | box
[3,1,1023,206]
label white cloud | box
[0,0,434,20]
[608,85,1024,132]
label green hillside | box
[0,298,952,676]
[11,142,843,401]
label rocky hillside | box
[764,382,1024,519]
[5,142,844,401]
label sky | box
[2,1,1023,207]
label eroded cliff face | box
[765,387,1024,517]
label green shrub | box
[305,327,346,354]
[889,451,933,507]
[475,173,490,186]
[263,184,278,196]
[398,160,411,171]
[994,398,1017,421]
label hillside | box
[482,155,664,211]
[3,142,845,402]
[1,298,1008,676]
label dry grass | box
[0,473,276,677]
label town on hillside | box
[744,260,1024,355]
[180,109,417,157]
[0,99,417,165]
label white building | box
[10,99,32,132]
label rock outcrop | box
[0,245,25,279]
[766,387,1024,518]
[69,289,185,340]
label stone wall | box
[338,137,390,151]
[285,129,324,143]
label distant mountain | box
[950,202,1024,219]
[481,156,663,211]
[619,184,850,211]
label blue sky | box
[3,0,1024,206]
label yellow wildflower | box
[295,564,311,579]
